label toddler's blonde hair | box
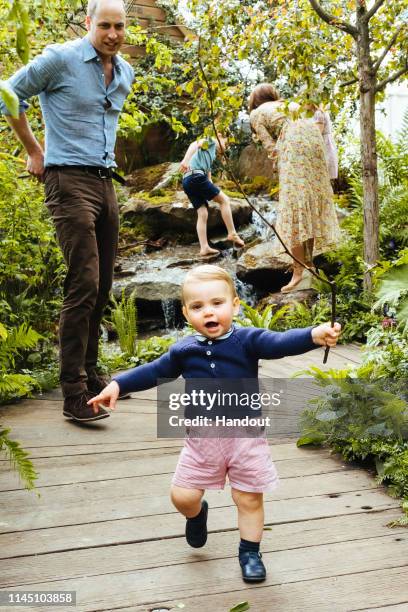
[181,265,238,304]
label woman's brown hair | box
[248,83,280,112]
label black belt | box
[48,165,127,185]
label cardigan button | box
[206,350,211,356]
[210,363,215,368]
[208,340,213,345]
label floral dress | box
[250,101,341,263]
[313,109,338,179]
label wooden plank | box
[1,537,407,611]
[1,510,404,587]
[128,567,408,612]
[357,605,408,612]
[0,440,317,460]
[0,470,388,533]
[0,489,400,559]
[0,448,347,490]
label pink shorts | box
[172,435,279,493]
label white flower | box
[288,101,300,113]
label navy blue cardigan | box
[114,326,316,396]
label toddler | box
[89,265,341,582]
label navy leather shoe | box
[186,500,208,548]
[239,551,266,583]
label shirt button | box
[208,341,213,345]
[206,350,211,356]
[210,363,215,368]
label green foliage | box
[297,371,408,447]
[0,426,38,491]
[111,290,138,356]
[100,334,175,372]
[0,322,42,403]
[374,261,408,334]
[237,301,291,330]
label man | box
[0,0,134,422]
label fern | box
[374,263,408,333]
[0,323,42,372]
[0,426,38,491]
[111,290,138,355]
[0,322,41,402]
[237,301,291,330]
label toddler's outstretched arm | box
[88,381,120,413]
[311,322,341,347]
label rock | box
[150,163,180,194]
[236,241,290,291]
[257,289,318,310]
[236,144,278,181]
[125,162,176,193]
[121,191,252,242]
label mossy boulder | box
[236,144,278,181]
[121,190,252,243]
[125,162,179,193]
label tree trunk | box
[357,13,379,293]
[360,89,378,292]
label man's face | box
[86,0,126,58]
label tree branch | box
[363,0,386,22]
[373,25,406,73]
[308,0,358,37]
[340,76,359,87]
[375,61,408,93]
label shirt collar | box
[82,36,99,62]
[194,326,234,343]
[81,36,121,72]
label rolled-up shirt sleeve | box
[0,44,63,115]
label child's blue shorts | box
[182,173,221,209]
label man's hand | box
[312,322,341,348]
[27,148,45,181]
[87,380,120,414]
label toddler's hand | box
[180,160,189,173]
[87,381,120,414]
[311,322,341,348]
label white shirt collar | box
[194,326,234,343]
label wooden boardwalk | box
[1,344,407,611]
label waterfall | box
[250,195,277,240]
[161,298,177,330]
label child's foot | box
[227,232,245,249]
[239,551,266,583]
[199,247,220,258]
[185,500,208,548]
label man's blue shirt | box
[0,36,134,168]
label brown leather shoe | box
[63,391,109,422]
[87,373,111,395]
[87,373,130,400]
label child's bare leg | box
[171,485,203,517]
[212,191,244,247]
[232,488,266,582]
[231,488,264,541]
[196,205,219,256]
[171,485,208,548]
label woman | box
[249,84,340,292]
